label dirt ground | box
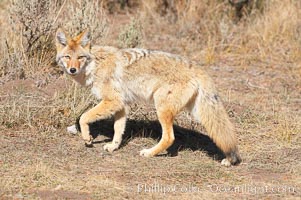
[1,2,301,199]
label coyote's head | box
[55,28,92,76]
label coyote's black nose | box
[70,68,77,74]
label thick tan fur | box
[55,28,241,166]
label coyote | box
[55,28,241,166]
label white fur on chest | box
[85,61,102,100]
[85,61,96,86]
[91,86,102,100]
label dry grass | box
[0,0,301,199]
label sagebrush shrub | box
[60,0,108,44]
[118,18,143,48]
[10,0,59,56]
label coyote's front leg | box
[79,100,124,146]
[103,108,127,152]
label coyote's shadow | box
[79,118,225,161]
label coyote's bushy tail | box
[193,88,241,165]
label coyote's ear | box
[56,28,68,48]
[74,29,91,49]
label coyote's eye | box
[64,55,71,60]
[78,55,86,60]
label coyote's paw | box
[139,149,154,157]
[84,138,93,148]
[221,158,231,167]
[83,135,93,148]
[103,143,119,153]
[85,142,93,148]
